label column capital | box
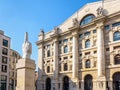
[96,22,104,29]
[72,30,78,37]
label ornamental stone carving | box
[72,18,79,26]
[96,6,104,16]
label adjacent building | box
[36,0,120,90]
[9,49,21,90]
[0,30,10,90]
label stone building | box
[0,30,10,90]
[36,0,120,90]
[9,49,21,90]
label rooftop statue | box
[96,6,104,16]
[22,32,32,59]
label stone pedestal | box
[97,77,106,90]
[16,58,36,90]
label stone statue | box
[96,6,104,16]
[72,18,79,26]
[22,32,32,59]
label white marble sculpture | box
[22,32,32,59]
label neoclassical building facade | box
[36,0,120,90]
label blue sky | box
[0,0,98,69]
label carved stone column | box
[72,32,78,78]
[71,30,79,90]
[97,25,105,77]
[36,30,44,90]
[97,25,106,90]
[52,38,59,90]
[37,43,44,90]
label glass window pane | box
[85,40,90,48]
[80,14,95,26]
[3,39,8,47]
[112,22,120,27]
[113,31,120,41]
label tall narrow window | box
[114,54,120,65]
[64,46,68,53]
[113,31,120,41]
[64,63,68,71]
[3,39,8,47]
[2,48,8,55]
[47,66,50,73]
[86,60,90,68]
[85,40,90,48]
[47,50,50,57]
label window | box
[70,37,73,41]
[64,63,68,71]
[47,66,50,73]
[59,41,62,44]
[86,60,90,68]
[104,25,110,30]
[3,39,8,47]
[1,75,7,90]
[85,40,90,48]
[64,57,68,60]
[47,45,50,48]
[47,50,50,57]
[2,48,8,55]
[63,39,68,43]
[112,22,120,27]
[80,14,95,26]
[93,30,96,33]
[79,34,83,39]
[114,54,120,65]
[113,31,120,41]
[2,56,7,64]
[64,46,68,53]
[84,32,90,36]
[2,65,7,72]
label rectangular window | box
[3,39,8,47]
[112,22,120,27]
[93,30,96,33]
[79,34,83,39]
[70,37,73,41]
[2,65,7,72]
[84,31,90,36]
[63,39,68,43]
[104,25,110,30]
[2,48,8,55]
[59,41,62,44]
[64,57,68,60]
[47,45,50,48]
[1,75,7,90]
[2,56,7,64]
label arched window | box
[86,60,90,68]
[63,76,69,90]
[114,54,120,64]
[46,78,51,90]
[112,72,120,90]
[85,40,90,48]
[64,46,68,53]
[84,75,93,90]
[47,66,50,73]
[113,31,120,41]
[80,14,95,26]
[64,63,68,71]
[47,50,50,57]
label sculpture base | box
[16,58,36,90]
